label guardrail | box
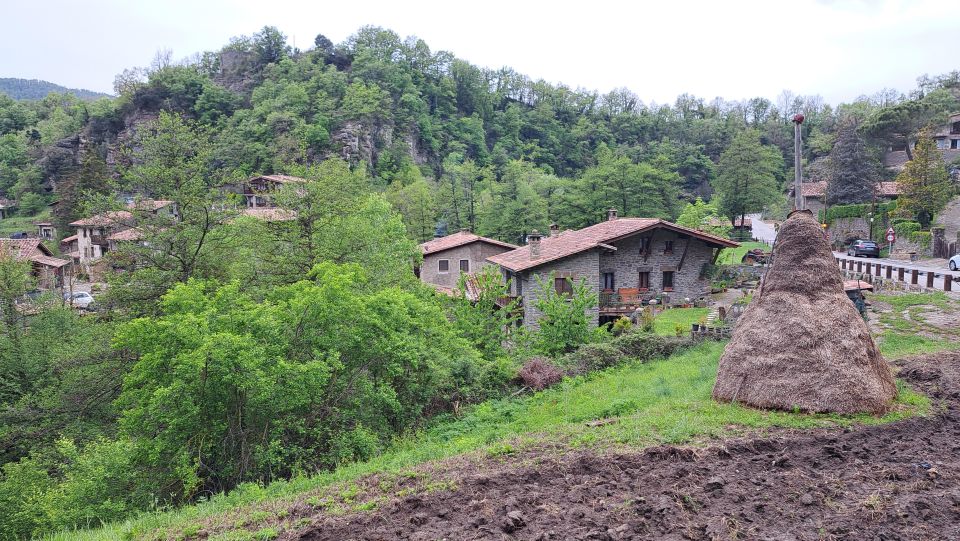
[834,255,959,293]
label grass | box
[0,209,51,237]
[716,241,769,266]
[653,307,709,336]
[50,340,930,541]
[870,291,960,358]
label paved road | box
[748,213,777,244]
[833,251,960,291]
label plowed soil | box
[288,352,960,541]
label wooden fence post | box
[946,276,953,292]
[885,265,892,279]
[911,269,919,285]
[866,262,872,275]
[898,267,905,282]
[875,263,881,275]
[857,261,863,273]
[926,272,934,289]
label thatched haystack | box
[713,210,896,414]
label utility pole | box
[792,113,805,211]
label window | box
[438,259,450,273]
[602,272,615,290]
[639,237,650,254]
[663,240,674,254]
[554,276,574,296]
[662,271,674,290]
[638,271,650,289]
[459,259,470,272]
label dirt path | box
[285,351,960,541]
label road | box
[833,252,960,291]
[747,213,777,244]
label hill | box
[0,77,111,100]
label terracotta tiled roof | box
[799,181,901,198]
[419,230,518,255]
[843,280,874,292]
[60,234,78,244]
[107,228,144,242]
[127,199,174,211]
[0,239,68,268]
[252,174,307,184]
[241,207,298,221]
[487,218,739,273]
[69,211,133,227]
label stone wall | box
[420,241,512,289]
[599,229,713,303]
[519,250,600,330]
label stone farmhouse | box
[884,112,960,171]
[69,199,178,266]
[0,238,71,290]
[793,181,901,218]
[486,209,739,328]
[418,230,518,294]
[226,174,306,209]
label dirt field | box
[285,351,960,541]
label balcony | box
[599,289,655,314]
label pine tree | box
[826,118,877,205]
[896,128,955,227]
[713,130,783,226]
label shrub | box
[638,308,655,333]
[518,357,563,391]
[611,316,632,336]
[613,331,671,360]
[894,221,921,238]
[564,341,622,373]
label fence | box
[834,255,960,293]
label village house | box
[418,230,518,294]
[227,174,307,208]
[35,222,56,240]
[486,209,739,328]
[884,112,960,171]
[0,198,16,220]
[792,181,901,218]
[0,238,71,290]
[69,199,177,266]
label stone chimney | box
[607,208,618,221]
[528,229,542,259]
[549,223,559,237]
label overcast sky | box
[2,0,957,105]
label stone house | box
[884,113,960,171]
[69,199,178,266]
[0,238,71,290]
[35,222,56,240]
[226,174,306,209]
[486,210,739,328]
[793,181,901,219]
[418,230,518,294]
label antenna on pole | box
[792,113,805,211]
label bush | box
[613,331,671,360]
[894,221,921,237]
[564,341,622,373]
[611,316,632,336]
[518,357,563,391]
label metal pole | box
[792,114,805,211]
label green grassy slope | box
[51,338,930,541]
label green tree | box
[826,118,878,205]
[895,128,954,227]
[676,197,730,237]
[533,273,599,357]
[712,130,783,226]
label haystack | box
[712,210,896,414]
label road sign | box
[886,227,896,243]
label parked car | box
[950,254,960,271]
[63,291,95,309]
[846,239,880,258]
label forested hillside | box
[2,25,956,245]
[1,24,960,540]
[0,78,110,101]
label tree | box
[895,128,954,227]
[826,118,878,205]
[451,265,520,362]
[533,273,599,357]
[713,130,783,226]
[676,197,731,238]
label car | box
[846,239,880,258]
[950,254,960,271]
[63,291,95,309]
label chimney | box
[549,223,559,237]
[528,229,542,259]
[607,208,618,221]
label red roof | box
[107,228,144,242]
[487,218,739,272]
[419,230,518,255]
[0,239,69,268]
[241,207,298,222]
[60,234,78,244]
[798,181,901,198]
[127,199,175,211]
[69,210,133,227]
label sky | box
[2,0,958,105]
